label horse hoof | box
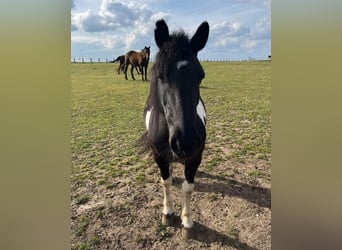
[162,214,174,226]
[182,226,195,239]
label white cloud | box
[212,21,250,38]
[211,20,250,49]
[233,0,271,8]
[100,0,139,28]
[71,23,78,31]
[210,12,270,54]
[125,32,137,49]
[71,0,170,34]
[264,0,271,8]
[73,10,110,32]
[243,39,257,49]
[150,11,171,23]
[72,33,125,50]
[251,16,271,40]
[71,0,173,57]
[71,0,271,60]
[214,36,240,47]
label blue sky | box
[71,0,271,61]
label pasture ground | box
[71,61,271,249]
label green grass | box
[248,170,264,177]
[208,193,218,202]
[200,62,271,165]
[155,223,173,241]
[72,62,270,166]
[75,195,90,205]
[71,63,149,187]
[71,61,270,248]
[71,61,270,189]
[75,236,101,250]
[75,215,90,237]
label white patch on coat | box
[196,100,206,126]
[176,60,189,70]
[163,206,173,216]
[161,176,173,215]
[182,216,194,228]
[182,180,194,193]
[181,180,195,228]
[145,108,152,130]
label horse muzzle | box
[169,129,203,160]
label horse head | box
[153,19,209,160]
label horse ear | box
[190,21,209,52]
[154,19,169,48]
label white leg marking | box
[145,108,152,131]
[181,180,195,228]
[176,60,189,70]
[169,163,173,177]
[161,176,173,215]
[196,99,206,126]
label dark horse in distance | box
[139,19,209,237]
[112,55,140,75]
[124,46,150,81]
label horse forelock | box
[153,32,193,77]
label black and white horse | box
[141,19,209,236]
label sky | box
[71,0,271,62]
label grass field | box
[71,61,271,249]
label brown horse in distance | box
[124,46,150,81]
[112,55,140,75]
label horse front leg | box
[124,64,128,80]
[130,65,135,80]
[181,155,201,237]
[181,180,194,228]
[156,159,174,225]
[161,173,173,225]
[140,66,144,81]
[145,64,149,81]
